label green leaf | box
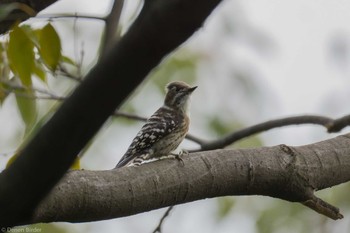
[38,23,62,71]
[15,89,37,134]
[70,157,81,170]
[33,62,47,83]
[0,83,6,105]
[0,42,10,80]
[6,151,20,168]
[21,25,40,47]
[0,44,9,104]
[7,24,35,87]
[61,55,76,66]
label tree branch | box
[23,133,350,225]
[100,0,124,56]
[0,0,223,227]
[1,80,66,101]
[0,0,58,34]
[194,115,350,151]
[152,206,174,233]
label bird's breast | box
[152,114,189,156]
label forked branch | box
[28,133,350,225]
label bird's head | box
[164,81,197,112]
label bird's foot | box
[170,149,188,167]
[178,149,189,156]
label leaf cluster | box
[0,23,74,131]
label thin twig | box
[1,81,66,101]
[3,89,65,101]
[185,133,207,145]
[57,65,82,82]
[152,206,174,233]
[35,13,105,21]
[192,115,350,152]
[327,115,350,133]
[113,111,147,121]
[100,0,124,57]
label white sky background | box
[1,0,350,232]
[190,0,350,147]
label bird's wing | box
[115,107,180,168]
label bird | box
[115,81,197,168]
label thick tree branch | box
[23,133,350,225]
[0,0,223,226]
[194,115,350,151]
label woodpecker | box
[115,81,197,168]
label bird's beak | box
[188,86,198,93]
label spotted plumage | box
[116,81,197,168]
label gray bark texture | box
[31,133,350,224]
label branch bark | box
[194,115,350,151]
[0,0,223,226]
[26,133,350,224]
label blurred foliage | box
[318,182,350,208]
[213,194,350,233]
[216,197,236,220]
[209,116,235,136]
[15,89,37,134]
[11,223,67,233]
[1,23,74,133]
[233,135,263,148]
[250,186,350,233]
[5,99,81,170]
[0,22,78,169]
[208,116,263,148]
[150,51,198,93]
[256,200,306,233]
